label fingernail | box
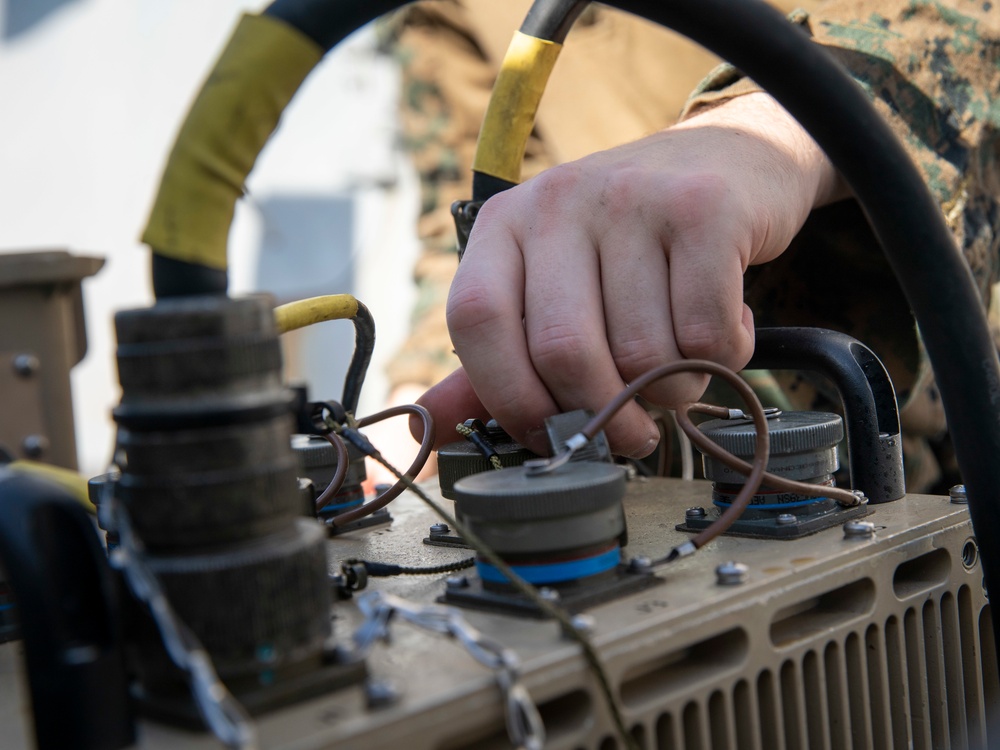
[629,434,659,459]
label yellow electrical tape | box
[473,31,562,184]
[7,460,95,511]
[274,294,360,334]
[142,14,323,270]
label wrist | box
[676,91,847,209]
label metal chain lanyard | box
[353,591,546,750]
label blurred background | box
[0,0,420,475]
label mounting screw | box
[571,614,596,636]
[538,587,561,602]
[12,354,39,378]
[365,679,399,709]
[776,513,797,526]
[429,523,450,535]
[716,561,749,586]
[21,434,48,458]
[851,490,869,505]
[685,507,707,520]
[445,575,469,590]
[949,484,968,504]
[843,520,876,539]
[628,556,653,574]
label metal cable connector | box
[103,476,258,750]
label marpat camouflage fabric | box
[686,0,1000,489]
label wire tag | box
[353,591,545,750]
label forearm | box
[683,1,1000,257]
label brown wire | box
[314,432,351,513]
[681,402,861,507]
[328,403,435,528]
[579,360,770,550]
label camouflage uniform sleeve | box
[384,2,555,390]
[684,0,1000,491]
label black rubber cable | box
[344,557,475,577]
[342,302,375,416]
[152,254,228,298]
[519,0,589,43]
[264,0,402,51]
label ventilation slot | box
[770,578,875,647]
[893,548,950,599]
[656,711,677,750]
[682,701,703,750]
[620,628,748,709]
[641,587,991,750]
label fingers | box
[667,227,756,371]
[445,199,561,455]
[596,201,708,408]
[521,206,660,458]
[448,187,660,458]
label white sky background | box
[0,0,420,474]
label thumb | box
[414,367,492,449]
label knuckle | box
[529,321,598,375]
[611,338,665,382]
[674,319,731,361]
[446,282,506,339]
[661,173,730,231]
[524,164,588,213]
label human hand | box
[418,93,845,457]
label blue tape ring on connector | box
[319,498,365,513]
[477,546,621,584]
[713,496,830,511]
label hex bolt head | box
[429,523,450,535]
[21,434,49,458]
[716,561,749,586]
[776,513,797,526]
[365,679,399,709]
[538,587,561,602]
[445,575,469,590]
[950,484,968,504]
[685,507,707,520]
[571,614,596,636]
[12,354,39,378]
[843,520,876,539]
[628,556,653,574]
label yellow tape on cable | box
[142,14,323,270]
[473,31,562,185]
[274,294,360,334]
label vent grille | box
[637,587,996,750]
